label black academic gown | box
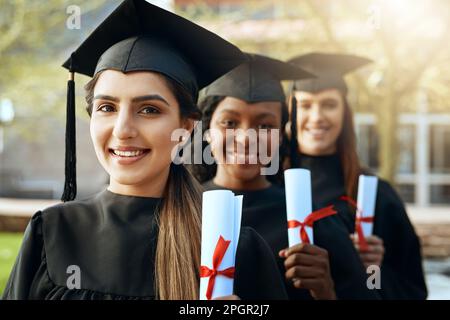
[2,189,287,300]
[298,154,428,300]
[203,180,379,300]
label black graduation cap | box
[286,52,372,168]
[202,53,315,103]
[287,52,373,95]
[60,0,246,202]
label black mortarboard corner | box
[202,53,315,103]
[286,52,372,168]
[60,0,246,201]
[287,52,373,96]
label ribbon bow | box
[200,235,235,300]
[340,195,374,252]
[287,205,337,244]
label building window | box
[430,185,450,205]
[356,123,379,170]
[429,125,450,174]
[397,184,416,204]
[397,124,416,174]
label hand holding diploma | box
[341,175,380,252]
[279,244,336,300]
[351,234,385,268]
[200,190,243,300]
[282,169,337,300]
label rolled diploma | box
[284,168,313,246]
[200,190,241,300]
[356,175,379,237]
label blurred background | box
[0,0,449,298]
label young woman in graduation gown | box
[2,0,287,300]
[286,52,427,300]
[191,54,378,300]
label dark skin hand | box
[279,243,337,300]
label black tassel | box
[61,54,77,202]
[289,94,300,168]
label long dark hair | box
[85,71,202,300]
[189,95,289,185]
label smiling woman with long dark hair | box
[287,52,427,300]
[2,0,287,300]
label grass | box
[0,232,24,297]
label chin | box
[230,165,262,181]
[110,174,143,186]
[311,146,335,156]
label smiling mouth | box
[305,127,330,137]
[225,150,259,164]
[108,148,151,158]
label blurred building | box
[355,109,450,206]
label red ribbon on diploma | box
[287,205,337,244]
[340,195,374,252]
[200,235,235,300]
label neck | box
[108,166,170,198]
[298,145,337,157]
[213,166,271,191]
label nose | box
[112,106,138,140]
[308,103,324,123]
[234,127,257,152]
[235,129,249,145]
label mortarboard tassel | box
[289,94,300,168]
[61,54,77,202]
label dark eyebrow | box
[219,109,241,116]
[131,94,169,106]
[93,94,119,102]
[93,94,169,106]
[321,98,339,104]
[255,112,277,120]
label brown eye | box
[300,102,311,110]
[322,101,338,109]
[139,106,160,115]
[258,124,274,129]
[221,120,236,128]
[98,104,115,112]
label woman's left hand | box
[351,234,385,269]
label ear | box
[182,118,195,137]
[285,121,292,139]
[204,130,212,144]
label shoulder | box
[236,226,272,257]
[202,180,220,191]
[234,227,288,299]
[371,177,412,226]
[39,192,102,226]
[267,184,285,197]
[375,178,405,208]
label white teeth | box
[307,128,328,135]
[112,150,145,157]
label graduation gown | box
[203,180,379,300]
[2,189,287,300]
[298,153,427,300]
